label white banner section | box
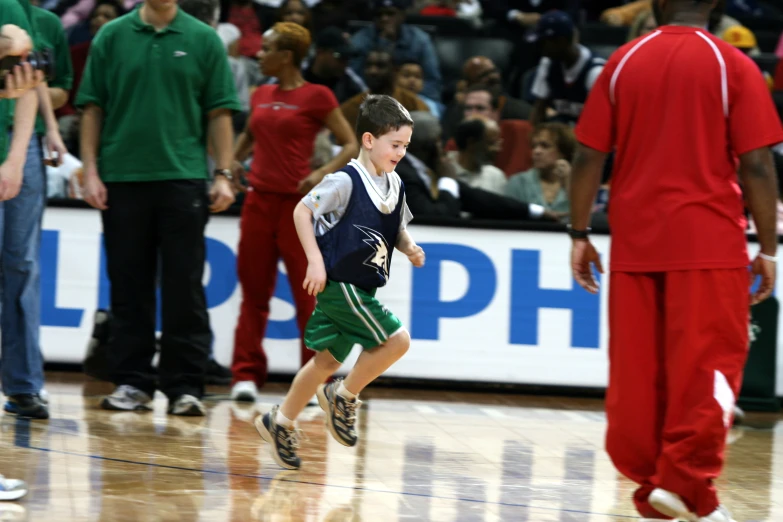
[40,208,781,394]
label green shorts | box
[304,280,404,363]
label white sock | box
[275,410,295,428]
[337,382,357,400]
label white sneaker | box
[38,389,49,405]
[699,506,736,522]
[167,394,206,417]
[648,489,698,521]
[231,381,258,402]
[0,475,27,501]
[101,385,153,412]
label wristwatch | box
[567,224,591,240]
[214,168,233,182]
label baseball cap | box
[532,10,575,41]
[315,27,357,60]
[721,25,757,50]
[372,0,411,10]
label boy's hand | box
[303,260,327,296]
[407,245,425,267]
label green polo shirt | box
[75,7,241,183]
[31,6,72,135]
[0,0,34,163]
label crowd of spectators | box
[43,0,783,230]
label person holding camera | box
[77,0,241,416]
[0,0,55,423]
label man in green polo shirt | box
[77,0,240,416]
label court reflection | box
[0,375,780,521]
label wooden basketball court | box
[0,372,781,521]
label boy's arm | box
[293,201,327,295]
[396,229,425,267]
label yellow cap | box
[721,25,757,49]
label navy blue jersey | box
[317,163,405,291]
[546,51,606,124]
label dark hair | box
[90,0,126,19]
[179,0,219,25]
[356,94,414,140]
[464,83,501,110]
[533,122,577,161]
[454,118,486,150]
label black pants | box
[101,180,211,400]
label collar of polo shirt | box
[130,5,185,34]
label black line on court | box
[24,444,639,520]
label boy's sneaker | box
[231,381,258,402]
[167,395,206,416]
[4,394,49,419]
[648,489,698,521]
[699,506,736,522]
[317,380,362,447]
[255,405,302,470]
[100,385,153,412]
[0,475,27,501]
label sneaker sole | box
[0,489,27,501]
[316,384,354,448]
[168,405,205,417]
[254,416,299,470]
[232,391,257,403]
[100,398,152,412]
[648,491,697,521]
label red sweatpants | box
[606,269,749,518]
[231,190,316,386]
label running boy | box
[255,95,425,470]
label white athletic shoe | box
[699,506,736,522]
[38,389,49,405]
[231,381,258,402]
[648,489,698,521]
[0,475,27,501]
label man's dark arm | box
[396,160,461,218]
[740,147,779,256]
[459,182,534,220]
[569,143,608,230]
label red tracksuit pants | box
[231,190,316,386]
[606,269,749,518]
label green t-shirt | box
[0,0,34,163]
[30,6,73,135]
[75,7,241,183]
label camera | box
[0,49,55,89]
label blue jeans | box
[0,134,45,396]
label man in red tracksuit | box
[568,1,783,521]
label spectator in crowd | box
[397,111,557,221]
[229,22,357,402]
[628,9,657,41]
[443,57,531,140]
[721,26,773,89]
[0,4,52,422]
[278,0,311,31]
[58,0,125,152]
[77,0,241,416]
[309,0,373,33]
[530,10,606,126]
[506,122,574,216]
[180,0,219,26]
[447,117,507,195]
[226,0,266,85]
[303,27,366,104]
[414,0,483,27]
[340,47,429,130]
[350,0,442,102]
[395,59,442,118]
[217,23,250,132]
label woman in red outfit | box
[230,22,358,401]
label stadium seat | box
[754,53,780,75]
[734,14,783,33]
[433,36,516,90]
[580,22,628,47]
[405,15,479,37]
[756,31,780,54]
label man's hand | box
[0,24,32,57]
[303,259,327,296]
[407,244,425,267]
[209,176,235,213]
[750,254,776,305]
[45,127,68,166]
[297,170,325,195]
[1,63,42,99]
[0,160,23,201]
[83,166,108,210]
[571,239,603,294]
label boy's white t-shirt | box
[302,158,413,237]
